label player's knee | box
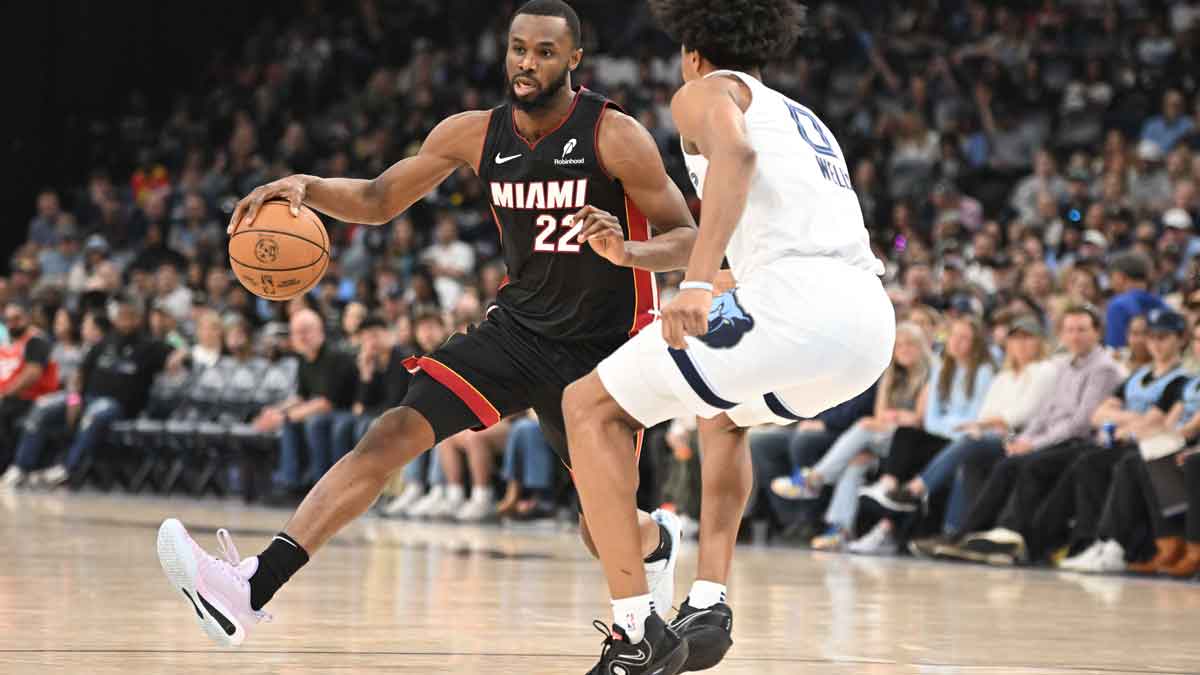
[562,375,603,427]
[356,407,431,459]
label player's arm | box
[658,77,756,348]
[575,109,696,272]
[229,111,490,231]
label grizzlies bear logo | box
[696,290,755,349]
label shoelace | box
[592,620,615,661]
[213,529,272,623]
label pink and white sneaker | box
[156,518,270,646]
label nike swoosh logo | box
[615,643,651,665]
[495,153,522,164]
[196,591,237,636]
[671,609,713,631]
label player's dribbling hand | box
[573,205,629,266]
[228,175,316,234]
[661,287,712,350]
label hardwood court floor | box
[2,491,1198,674]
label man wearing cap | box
[1105,251,1166,349]
[1037,308,1191,572]
[936,305,1123,564]
[1131,139,1172,213]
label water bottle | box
[1102,422,1117,448]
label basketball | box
[228,201,329,301]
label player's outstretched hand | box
[660,287,712,350]
[573,205,629,266]
[228,175,315,234]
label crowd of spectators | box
[5,1,1200,577]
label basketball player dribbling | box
[155,0,708,650]
[565,1,896,673]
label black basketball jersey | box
[477,87,656,343]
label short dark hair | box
[649,0,805,71]
[511,0,582,48]
[1110,251,1151,282]
[1061,303,1103,332]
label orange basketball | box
[228,201,330,301]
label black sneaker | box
[587,612,688,675]
[669,600,733,672]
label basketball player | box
[156,0,699,649]
[565,1,896,672]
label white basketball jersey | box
[682,70,883,280]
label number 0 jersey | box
[478,87,656,343]
[682,70,884,281]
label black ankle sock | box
[249,532,309,611]
[644,523,673,564]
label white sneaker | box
[678,514,700,540]
[455,496,498,523]
[0,466,25,490]
[1075,535,1128,571]
[646,509,683,618]
[156,519,270,647]
[429,490,467,520]
[34,464,70,489]
[1059,540,1105,571]
[847,521,898,556]
[405,485,448,518]
[382,484,425,518]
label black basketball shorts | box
[399,307,630,468]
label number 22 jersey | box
[478,87,657,343]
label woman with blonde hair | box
[770,322,932,549]
[850,316,1000,554]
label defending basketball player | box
[156,0,700,652]
[565,1,896,672]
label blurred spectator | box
[154,263,192,323]
[1118,314,1152,374]
[851,317,996,555]
[422,213,475,309]
[393,310,453,518]
[0,302,58,465]
[7,296,171,488]
[1104,252,1165,348]
[770,323,932,550]
[187,309,224,370]
[37,227,82,285]
[49,308,85,387]
[67,236,120,296]
[497,413,561,522]
[259,308,356,500]
[1142,90,1195,155]
[334,316,412,485]
[27,189,63,247]
[1042,309,1189,572]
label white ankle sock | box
[687,580,727,609]
[611,593,654,643]
[444,484,465,502]
[472,485,494,502]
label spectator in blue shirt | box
[1141,90,1195,154]
[1105,251,1166,348]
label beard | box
[7,324,27,339]
[507,65,569,112]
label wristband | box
[679,281,714,293]
[67,393,82,406]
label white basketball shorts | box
[597,257,895,428]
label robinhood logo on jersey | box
[554,138,584,166]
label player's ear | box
[569,48,582,71]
